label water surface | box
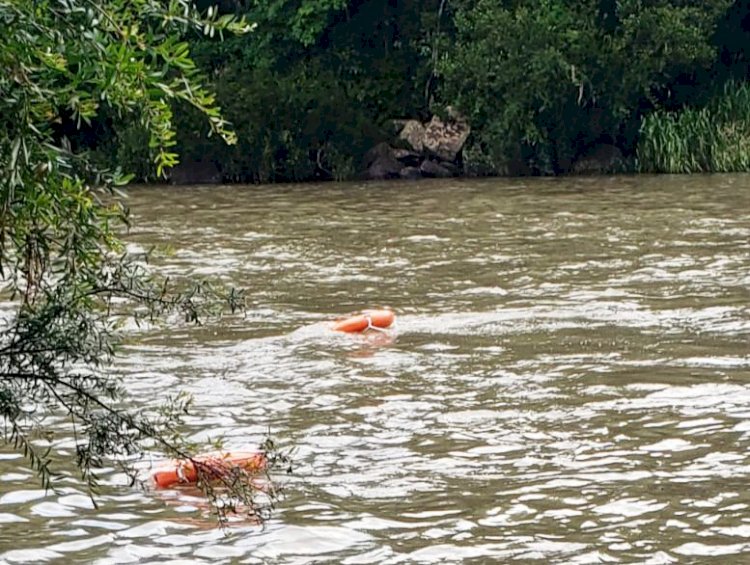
[1,175,749,563]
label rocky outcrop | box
[170,159,222,185]
[399,166,422,180]
[420,159,453,178]
[364,142,403,179]
[572,144,624,174]
[363,142,393,169]
[391,148,421,166]
[398,120,426,153]
[423,110,471,162]
[364,110,471,181]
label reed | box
[637,81,750,173]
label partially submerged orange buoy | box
[332,309,395,333]
[152,451,267,489]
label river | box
[1,175,749,563]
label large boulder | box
[392,148,422,166]
[399,166,422,180]
[423,110,471,162]
[363,142,393,169]
[398,120,426,153]
[572,144,624,174]
[420,159,453,178]
[437,160,459,176]
[363,142,404,179]
[368,156,403,179]
[170,159,222,185]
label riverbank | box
[82,2,749,186]
[161,81,750,186]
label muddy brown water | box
[1,175,749,563]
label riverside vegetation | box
[70,0,750,182]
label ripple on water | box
[3,178,750,562]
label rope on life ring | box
[151,451,267,489]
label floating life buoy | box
[332,309,395,333]
[152,451,267,489]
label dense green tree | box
[0,0,282,522]
[168,0,441,182]
[437,0,733,174]
[71,0,750,179]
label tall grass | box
[638,81,750,173]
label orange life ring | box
[152,451,267,489]
[332,309,395,333]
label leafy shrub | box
[438,0,732,175]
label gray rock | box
[572,144,624,174]
[169,159,222,185]
[437,160,459,175]
[398,120,426,153]
[420,159,453,178]
[363,142,394,169]
[367,155,404,180]
[399,166,422,180]
[392,148,422,166]
[423,111,471,162]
